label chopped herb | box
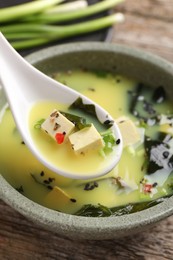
[100,129,116,155]
[50,111,58,117]
[53,122,60,131]
[34,118,45,129]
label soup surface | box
[0,69,173,216]
[29,100,121,178]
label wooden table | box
[1,1,173,259]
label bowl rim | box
[1,42,173,239]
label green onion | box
[0,0,64,23]
[45,0,87,14]
[100,128,116,155]
[5,14,123,50]
[0,0,125,50]
[34,118,45,129]
[23,0,124,24]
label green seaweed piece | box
[60,111,91,130]
[75,195,170,217]
[75,203,112,217]
[69,97,97,117]
[144,133,173,175]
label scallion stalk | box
[23,0,124,24]
[10,13,124,50]
[45,0,88,14]
[0,0,64,23]
[0,0,125,51]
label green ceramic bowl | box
[1,42,173,240]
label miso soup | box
[0,69,173,216]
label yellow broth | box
[29,101,119,178]
[0,69,173,215]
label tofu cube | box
[69,124,104,154]
[41,109,75,142]
[44,186,72,211]
[116,116,140,147]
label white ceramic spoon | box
[0,32,122,179]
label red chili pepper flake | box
[55,132,65,144]
[144,184,153,193]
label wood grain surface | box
[1,1,173,259]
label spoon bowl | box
[0,32,122,179]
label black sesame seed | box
[48,177,55,182]
[116,78,121,83]
[43,180,50,184]
[103,120,114,126]
[116,139,121,145]
[70,198,77,203]
[89,185,95,190]
[163,151,169,159]
[40,171,45,177]
[94,181,99,188]
[84,183,90,191]
[47,186,53,190]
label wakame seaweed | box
[75,196,170,217]
[144,132,173,175]
[128,84,166,123]
[69,97,97,116]
[60,111,91,130]
[69,97,112,129]
[152,86,166,103]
